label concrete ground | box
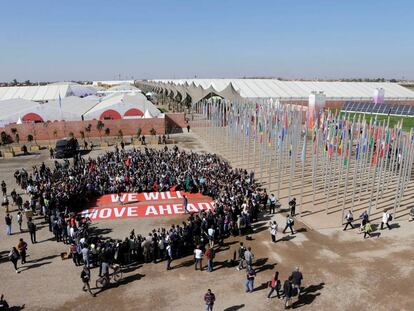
[0,131,414,311]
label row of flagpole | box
[191,98,414,223]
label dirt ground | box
[0,132,414,311]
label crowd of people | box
[2,144,308,309]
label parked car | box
[54,138,79,158]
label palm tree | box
[10,128,18,145]
[117,129,123,142]
[136,128,142,139]
[1,131,8,145]
[85,124,92,140]
[43,121,51,146]
[80,131,85,141]
[104,128,110,142]
[97,121,104,142]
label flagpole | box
[367,134,381,217]
[341,119,354,222]
[393,135,407,215]
[299,116,307,219]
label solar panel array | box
[342,101,414,116]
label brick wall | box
[165,113,187,133]
[3,118,166,142]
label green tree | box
[117,129,123,141]
[85,124,92,140]
[27,134,34,143]
[136,128,142,139]
[43,121,51,145]
[97,121,104,142]
[10,128,18,144]
[1,131,8,145]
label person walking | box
[343,210,354,231]
[269,221,278,243]
[82,244,90,267]
[2,196,9,213]
[5,214,12,235]
[27,218,37,243]
[0,294,9,309]
[194,245,203,271]
[183,195,189,214]
[207,226,215,248]
[380,210,392,230]
[363,221,373,239]
[267,271,281,299]
[166,242,173,270]
[268,194,277,214]
[70,242,80,266]
[17,238,28,265]
[245,267,256,293]
[205,245,215,272]
[244,247,254,269]
[1,180,6,197]
[81,266,94,296]
[236,242,246,271]
[359,210,369,232]
[204,289,215,311]
[17,211,23,232]
[289,198,296,216]
[282,215,294,235]
[283,276,293,309]
[291,267,303,297]
[9,247,20,273]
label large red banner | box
[80,191,214,221]
[80,202,215,221]
[96,191,208,206]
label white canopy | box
[139,79,414,103]
[83,92,160,120]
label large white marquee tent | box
[84,93,160,120]
[0,82,97,102]
[138,79,414,104]
[0,92,160,126]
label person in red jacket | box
[267,271,281,299]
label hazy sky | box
[1,0,413,81]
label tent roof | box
[84,93,160,119]
[147,79,414,101]
[0,82,97,101]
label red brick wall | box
[165,113,187,133]
[3,118,166,141]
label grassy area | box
[331,110,414,132]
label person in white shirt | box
[194,245,203,271]
[207,226,215,248]
[381,210,391,230]
[343,210,354,231]
[269,221,278,243]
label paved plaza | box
[0,133,413,311]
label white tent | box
[143,109,153,119]
[83,93,160,120]
[140,79,414,102]
[0,98,81,125]
[0,82,97,101]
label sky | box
[0,0,413,82]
